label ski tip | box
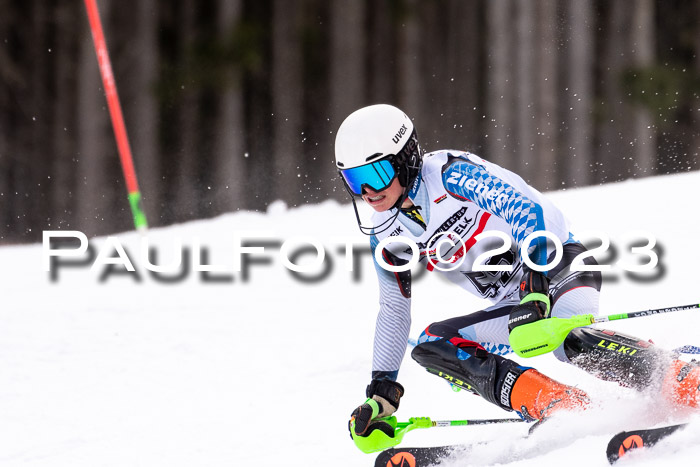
[374,446,453,467]
[606,424,686,464]
[374,449,418,467]
[606,431,641,464]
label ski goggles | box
[340,159,397,196]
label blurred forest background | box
[0,0,699,243]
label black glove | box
[508,268,551,332]
[349,379,404,438]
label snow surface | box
[1,171,700,467]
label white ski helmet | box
[335,104,422,195]
[334,104,423,235]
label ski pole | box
[510,303,700,358]
[351,415,524,453]
[395,416,525,430]
[594,303,700,323]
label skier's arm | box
[369,234,412,382]
[442,157,549,269]
[349,236,411,440]
[442,156,554,331]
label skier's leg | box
[423,303,515,356]
[412,317,589,421]
[564,327,700,408]
[538,244,699,407]
[546,242,602,360]
[547,246,699,407]
[563,327,667,390]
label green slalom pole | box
[351,416,525,453]
[396,417,525,429]
[594,303,700,323]
[510,303,700,358]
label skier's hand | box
[349,379,404,437]
[508,268,551,332]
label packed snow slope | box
[1,171,700,467]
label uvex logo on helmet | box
[392,124,408,144]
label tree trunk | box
[174,0,200,220]
[397,0,420,119]
[329,0,366,125]
[212,0,245,213]
[514,0,536,184]
[599,0,634,183]
[77,0,113,237]
[368,1,394,103]
[629,0,655,178]
[0,1,18,240]
[328,0,366,201]
[562,0,594,187]
[29,1,51,236]
[271,0,304,206]
[694,0,700,170]
[485,0,513,168]
[415,1,451,150]
[239,0,272,212]
[299,0,333,206]
[130,0,160,223]
[52,1,81,230]
[445,0,481,150]
[532,0,558,191]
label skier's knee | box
[551,286,601,320]
[416,318,462,345]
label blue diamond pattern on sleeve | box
[481,342,513,356]
[442,160,547,267]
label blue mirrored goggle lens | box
[341,160,396,195]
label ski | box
[374,446,455,467]
[606,423,687,464]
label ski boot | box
[510,368,590,421]
[662,359,700,408]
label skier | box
[335,104,700,447]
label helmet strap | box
[390,182,412,211]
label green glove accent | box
[509,314,595,357]
[365,398,380,419]
[519,292,551,316]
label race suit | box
[368,150,601,381]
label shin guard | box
[411,338,528,411]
